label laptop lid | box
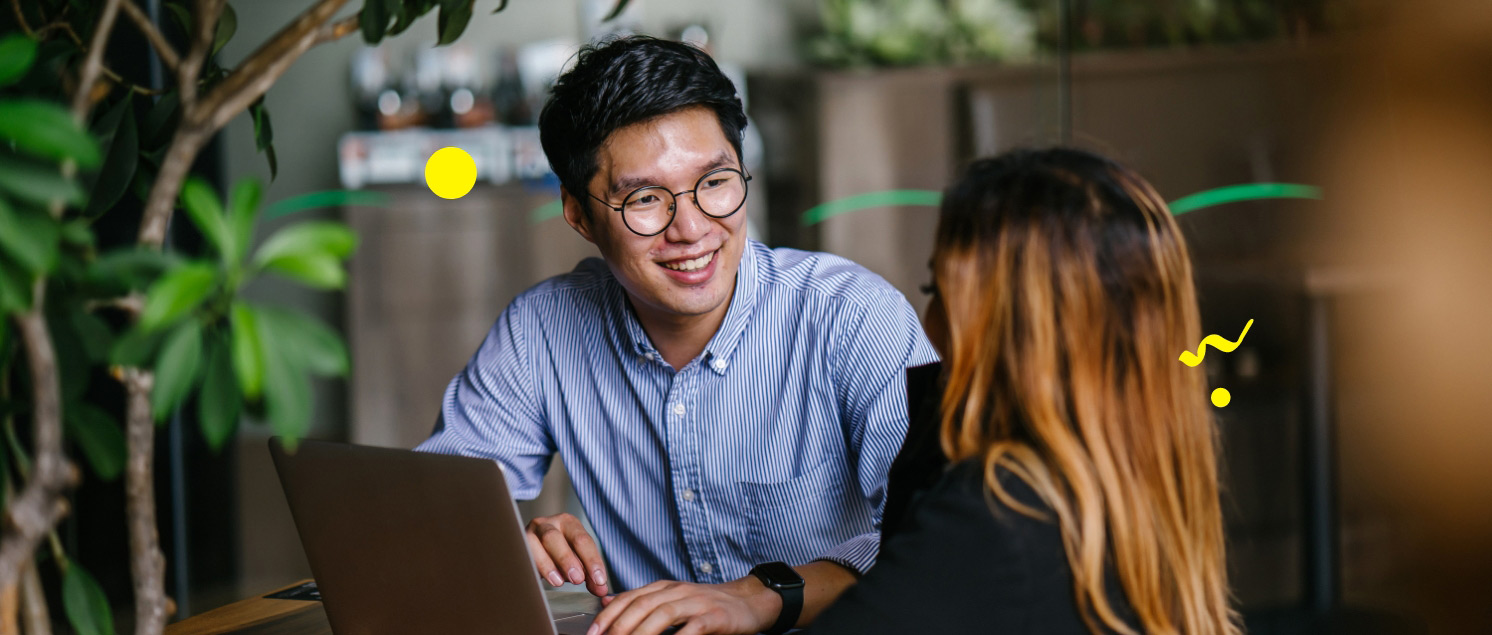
[269,438,559,635]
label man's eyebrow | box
[607,152,737,196]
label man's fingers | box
[590,582,670,635]
[536,526,586,585]
[566,528,610,593]
[523,530,565,587]
[600,583,684,635]
[631,601,690,635]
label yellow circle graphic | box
[1210,387,1231,408]
[425,147,477,199]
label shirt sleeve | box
[414,298,555,500]
[818,291,940,574]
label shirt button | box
[712,359,727,370]
[672,403,686,416]
[644,352,655,361]
[699,562,713,574]
[681,488,696,502]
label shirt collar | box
[701,240,760,375]
[612,239,761,375]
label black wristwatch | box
[749,562,804,635]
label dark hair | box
[538,36,748,203]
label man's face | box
[563,106,747,322]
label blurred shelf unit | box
[337,125,551,189]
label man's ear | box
[561,189,596,244]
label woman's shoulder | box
[926,457,1058,531]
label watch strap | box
[765,581,802,634]
[751,563,803,635]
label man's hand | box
[586,577,779,635]
[525,513,610,597]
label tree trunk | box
[125,375,167,635]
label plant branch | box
[194,0,352,132]
[18,561,50,635]
[0,292,77,590]
[119,0,180,73]
[177,0,224,111]
[9,0,32,35]
[68,0,123,122]
[123,371,168,635]
[139,0,351,246]
[315,14,360,45]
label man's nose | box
[664,194,711,243]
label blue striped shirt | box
[416,240,937,591]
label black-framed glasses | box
[587,167,752,237]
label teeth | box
[663,250,715,272]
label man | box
[417,36,936,635]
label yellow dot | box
[424,147,477,199]
[1210,387,1231,408]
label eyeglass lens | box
[621,169,747,235]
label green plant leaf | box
[85,97,138,219]
[60,220,94,247]
[436,0,474,45]
[229,302,263,400]
[89,248,179,294]
[389,0,418,36]
[253,221,358,264]
[109,326,165,367]
[0,35,39,88]
[71,310,114,364]
[258,317,311,446]
[65,403,126,481]
[492,0,509,14]
[259,253,344,289]
[248,98,276,179]
[63,565,115,635]
[257,308,349,376]
[0,258,31,314]
[140,262,218,331]
[213,3,238,55]
[0,197,60,275]
[0,152,87,207]
[151,319,203,421]
[0,99,102,168]
[360,0,388,43]
[228,179,262,265]
[48,307,92,402]
[198,332,242,452]
[602,0,631,21]
[143,90,179,149]
[179,177,231,258]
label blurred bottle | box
[444,44,496,128]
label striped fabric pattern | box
[416,240,938,592]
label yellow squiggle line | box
[1179,319,1254,367]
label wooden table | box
[166,580,602,635]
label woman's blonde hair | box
[932,149,1239,635]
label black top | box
[806,460,1139,634]
[805,362,1138,633]
[879,362,948,542]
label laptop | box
[269,438,597,635]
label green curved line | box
[797,183,1321,225]
[800,190,943,225]
[1168,183,1321,215]
[266,190,390,219]
[530,199,564,224]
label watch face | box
[753,562,805,589]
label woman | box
[806,148,1239,634]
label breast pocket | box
[736,457,859,566]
